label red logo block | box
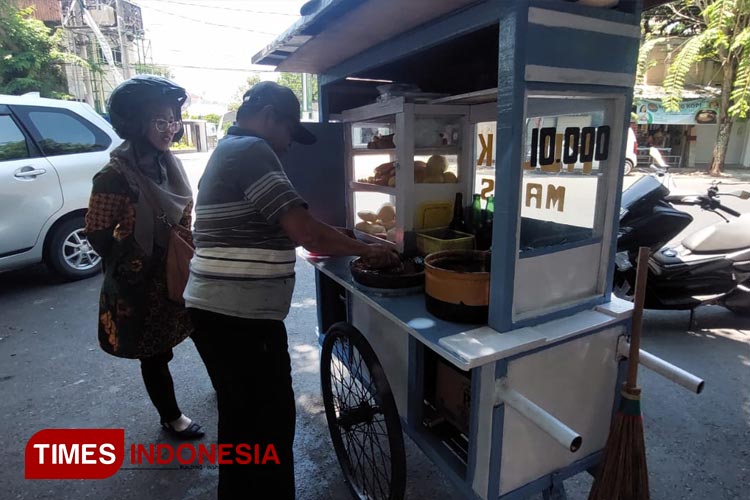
[25,429,125,479]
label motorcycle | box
[614,151,750,320]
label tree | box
[277,72,318,109]
[228,73,262,111]
[640,0,750,175]
[133,63,173,79]
[0,2,82,98]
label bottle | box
[482,195,495,250]
[471,194,482,234]
[449,193,465,232]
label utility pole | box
[115,0,131,78]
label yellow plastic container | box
[416,228,475,256]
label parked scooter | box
[615,151,750,319]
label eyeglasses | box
[151,119,182,134]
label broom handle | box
[626,246,650,390]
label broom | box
[588,246,651,500]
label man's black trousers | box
[190,308,296,500]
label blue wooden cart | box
[254,1,703,498]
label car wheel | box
[45,216,102,281]
[624,159,634,176]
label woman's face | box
[146,105,180,151]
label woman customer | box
[85,75,203,439]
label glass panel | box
[27,110,106,156]
[474,121,496,198]
[413,153,459,184]
[0,116,29,161]
[353,153,395,187]
[519,97,613,253]
[353,191,396,242]
[414,116,461,148]
[350,120,395,150]
[413,115,462,184]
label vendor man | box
[184,81,399,499]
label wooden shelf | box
[350,181,396,195]
[350,148,397,156]
[415,146,460,156]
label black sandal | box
[161,420,205,440]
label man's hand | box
[361,244,401,269]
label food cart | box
[253,1,703,498]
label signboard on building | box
[636,98,720,125]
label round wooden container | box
[424,250,490,323]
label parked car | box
[0,93,122,280]
[624,126,638,175]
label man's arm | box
[279,206,399,266]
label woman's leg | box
[140,349,182,423]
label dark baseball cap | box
[240,81,316,145]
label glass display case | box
[512,93,625,320]
[342,99,472,251]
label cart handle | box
[494,379,582,453]
[617,339,705,394]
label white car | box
[0,93,122,280]
[624,126,638,175]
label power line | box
[129,2,286,34]
[135,0,299,16]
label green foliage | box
[276,72,318,106]
[0,139,28,161]
[650,0,750,119]
[662,33,708,110]
[229,73,262,111]
[228,72,318,113]
[0,3,83,98]
[641,0,750,173]
[636,33,661,85]
[133,63,173,79]
[184,113,221,126]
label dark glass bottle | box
[482,195,495,250]
[471,194,482,234]
[449,193,465,232]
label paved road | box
[0,154,748,499]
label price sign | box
[523,125,611,173]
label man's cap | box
[240,81,316,145]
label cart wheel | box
[320,322,406,500]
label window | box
[0,115,29,161]
[519,97,615,253]
[21,108,110,156]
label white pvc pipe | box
[619,341,705,394]
[494,380,582,453]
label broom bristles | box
[588,389,650,500]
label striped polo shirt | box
[184,127,306,320]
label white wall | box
[690,122,750,167]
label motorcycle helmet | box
[108,75,188,142]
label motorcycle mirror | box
[733,190,750,200]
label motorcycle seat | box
[682,214,750,253]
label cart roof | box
[251,0,480,73]
[253,0,676,75]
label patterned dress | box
[85,156,193,359]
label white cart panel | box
[499,326,623,494]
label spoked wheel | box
[320,322,406,500]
